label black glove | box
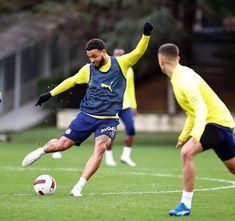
[143,22,153,36]
[35,92,52,106]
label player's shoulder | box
[174,68,195,88]
[178,65,194,75]
[81,63,90,71]
[177,65,197,80]
[115,53,129,63]
[75,63,90,75]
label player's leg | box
[22,136,75,167]
[169,137,202,216]
[71,118,118,196]
[169,124,227,216]
[119,108,136,166]
[84,135,111,179]
[180,138,202,191]
[71,135,111,196]
[22,112,91,168]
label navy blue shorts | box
[63,112,119,146]
[200,123,235,161]
[119,108,135,136]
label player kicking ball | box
[22,22,153,197]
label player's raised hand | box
[35,92,52,106]
[143,22,153,36]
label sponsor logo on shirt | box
[101,81,113,92]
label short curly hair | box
[86,38,106,51]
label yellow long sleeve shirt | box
[171,64,235,142]
[50,35,149,96]
[122,67,137,110]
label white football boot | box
[105,157,117,166]
[52,152,62,159]
[22,148,44,167]
[105,150,117,166]
[120,157,136,167]
[70,184,82,197]
[70,177,87,197]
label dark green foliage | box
[198,0,235,15]
[0,0,42,12]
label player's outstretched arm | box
[121,22,153,67]
[35,92,52,106]
[35,66,89,107]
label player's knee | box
[97,136,111,148]
[97,143,106,153]
[126,127,135,136]
[181,149,193,161]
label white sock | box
[181,190,193,209]
[105,150,114,161]
[38,147,45,155]
[121,146,132,159]
[75,177,87,192]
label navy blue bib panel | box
[80,57,126,116]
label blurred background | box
[0,0,235,135]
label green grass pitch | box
[0,127,234,221]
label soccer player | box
[105,48,137,167]
[22,22,153,197]
[158,43,235,216]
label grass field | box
[0,127,235,221]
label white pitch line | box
[1,166,235,196]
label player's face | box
[87,49,106,69]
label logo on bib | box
[101,81,113,92]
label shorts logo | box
[100,126,116,133]
[100,126,116,138]
[65,128,72,134]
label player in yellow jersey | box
[22,22,153,197]
[158,43,235,216]
[105,48,138,167]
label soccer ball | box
[33,174,56,195]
